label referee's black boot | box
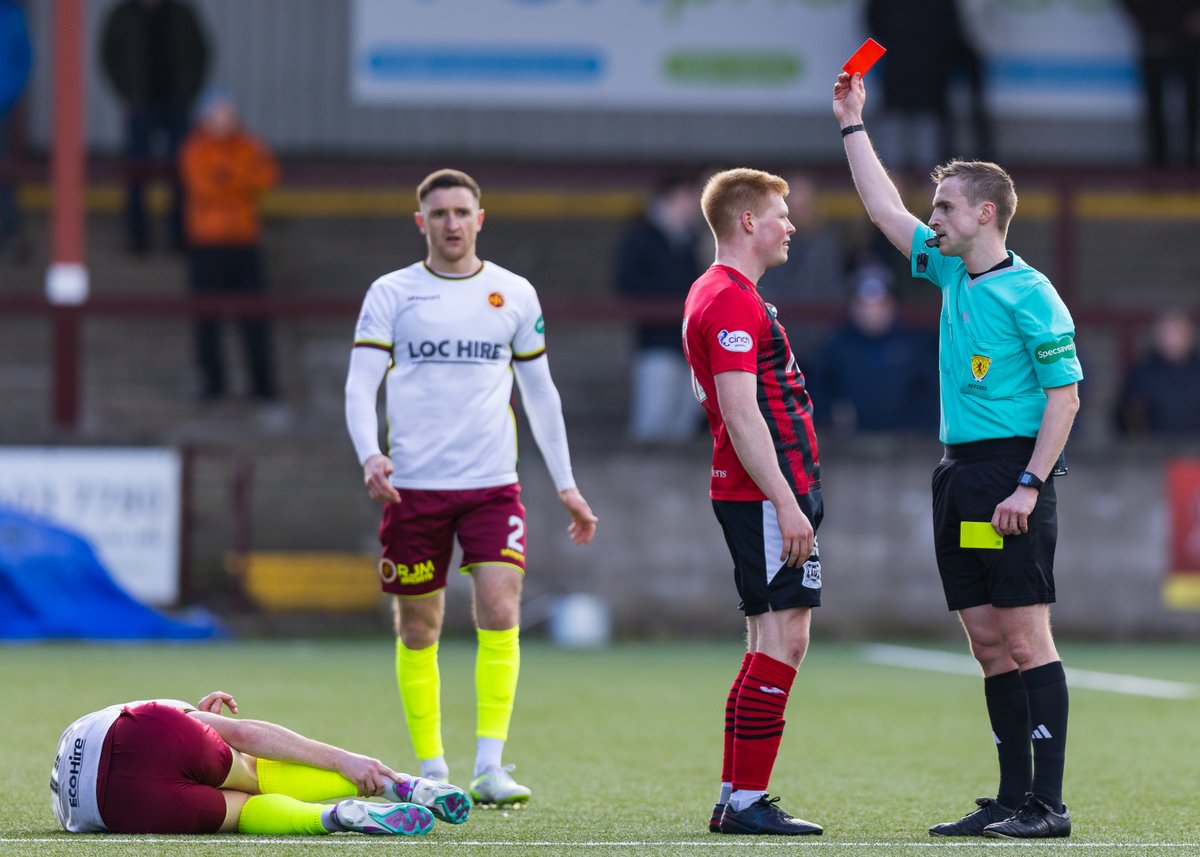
[928,797,1015,837]
[983,793,1071,839]
[718,795,823,836]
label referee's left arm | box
[991,383,1079,536]
[1026,384,1080,483]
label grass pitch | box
[1,638,1197,856]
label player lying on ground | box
[51,690,470,836]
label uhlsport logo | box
[971,354,991,381]
[488,292,505,308]
[718,329,753,353]
[1036,336,1076,365]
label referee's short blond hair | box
[931,160,1018,237]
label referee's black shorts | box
[932,438,1058,611]
[712,489,823,616]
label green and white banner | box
[350,0,1138,117]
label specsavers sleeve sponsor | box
[1014,282,1084,387]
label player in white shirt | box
[50,690,468,836]
[345,169,598,806]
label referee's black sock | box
[1023,660,1069,811]
[984,668,1031,808]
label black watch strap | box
[1017,471,1044,491]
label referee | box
[834,71,1082,840]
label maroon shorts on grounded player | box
[96,702,233,834]
[378,483,527,597]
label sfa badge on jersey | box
[971,354,991,381]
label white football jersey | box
[353,261,547,490]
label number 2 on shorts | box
[507,515,525,553]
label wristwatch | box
[1016,471,1044,491]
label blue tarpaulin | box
[0,506,223,640]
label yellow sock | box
[256,758,356,801]
[476,626,520,741]
[397,639,444,760]
[237,793,328,835]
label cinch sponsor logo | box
[1036,337,1076,364]
[406,340,506,360]
[68,737,84,808]
[717,329,753,352]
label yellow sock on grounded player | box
[397,638,444,761]
[256,758,356,801]
[237,793,329,835]
[476,626,520,743]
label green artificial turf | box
[2,639,1197,856]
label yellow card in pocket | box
[960,521,1003,550]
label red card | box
[842,38,886,77]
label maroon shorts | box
[379,483,527,597]
[96,702,233,834]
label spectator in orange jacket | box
[180,88,279,401]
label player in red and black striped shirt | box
[682,169,824,837]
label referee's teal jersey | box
[911,224,1084,445]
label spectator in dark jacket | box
[100,0,209,253]
[1116,0,1200,166]
[811,271,939,434]
[1116,310,1200,436]
[865,0,992,169]
[615,174,705,443]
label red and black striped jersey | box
[683,264,820,501]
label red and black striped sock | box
[721,652,754,786]
[731,652,796,792]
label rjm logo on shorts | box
[379,558,436,585]
[717,329,753,353]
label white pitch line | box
[5,838,1200,848]
[863,644,1198,700]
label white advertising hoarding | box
[350,0,1138,118]
[0,447,183,606]
[351,0,863,111]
